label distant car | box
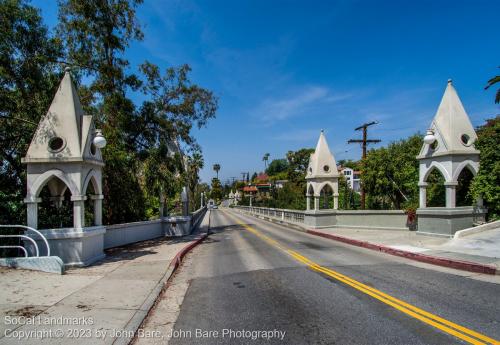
[212,205,218,209]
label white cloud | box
[252,86,351,124]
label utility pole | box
[348,121,381,209]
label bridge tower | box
[416,79,485,236]
[22,68,107,265]
[305,130,340,211]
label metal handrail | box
[0,225,51,257]
[1,246,28,257]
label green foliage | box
[363,134,422,210]
[426,169,445,207]
[471,116,500,220]
[0,0,216,227]
[0,0,63,225]
[286,148,314,183]
[484,68,500,104]
[265,159,289,177]
[210,178,223,201]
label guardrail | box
[235,206,305,224]
[191,206,207,228]
[0,225,51,257]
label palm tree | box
[213,163,220,179]
[263,153,270,170]
[485,68,500,103]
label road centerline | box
[223,209,499,345]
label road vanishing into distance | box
[169,209,500,345]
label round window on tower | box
[430,140,439,151]
[309,167,312,173]
[90,143,97,155]
[323,165,330,172]
[48,137,65,153]
[461,134,472,146]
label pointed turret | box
[306,130,339,179]
[418,80,479,158]
[22,69,103,164]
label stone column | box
[200,192,205,208]
[445,182,457,208]
[418,182,428,208]
[314,196,319,210]
[24,197,41,229]
[90,194,104,226]
[71,195,87,230]
[333,193,339,210]
[249,195,253,207]
[181,186,189,216]
[306,196,311,210]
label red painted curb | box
[169,233,208,270]
[307,229,497,275]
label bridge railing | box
[235,206,305,224]
[0,225,51,258]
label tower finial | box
[64,66,72,73]
[447,78,452,84]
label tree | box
[262,152,270,169]
[286,148,314,183]
[57,0,146,224]
[186,151,204,211]
[210,178,223,201]
[266,159,289,177]
[470,116,500,220]
[362,134,422,210]
[213,163,220,179]
[135,63,216,213]
[57,1,217,223]
[0,0,63,225]
[485,67,500,103]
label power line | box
[347,121,381,209]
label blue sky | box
[33,0,500,183]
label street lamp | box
[93,129,107,148]
[423,129,436,145]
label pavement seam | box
[121,211,210,345]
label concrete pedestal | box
[304,210,337,228]
[164,216,192,236]
[416,207,486,237]
[25,226,106,267]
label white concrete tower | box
[305,130,340,210]
[417,79,480,209]
[416,79,484,236]
[22,68,106,230]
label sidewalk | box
[313,226,500,274]
[0,212,210,345]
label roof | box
[306,130,339,179]
[256,173,269,181]
[242,186,258,192]
[23,70,103,165]
[418,80,479,159]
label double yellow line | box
[224,210,499,345]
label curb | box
[307,229,497,275]
[118,216,210,345]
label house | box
[338,166,361,193]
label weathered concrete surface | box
[138,209,500,345]
[0,256,64,274]
[0,212,209,345]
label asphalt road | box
[169,209,500,345]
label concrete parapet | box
[417,206,487,237]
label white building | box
[338,167,361,193]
